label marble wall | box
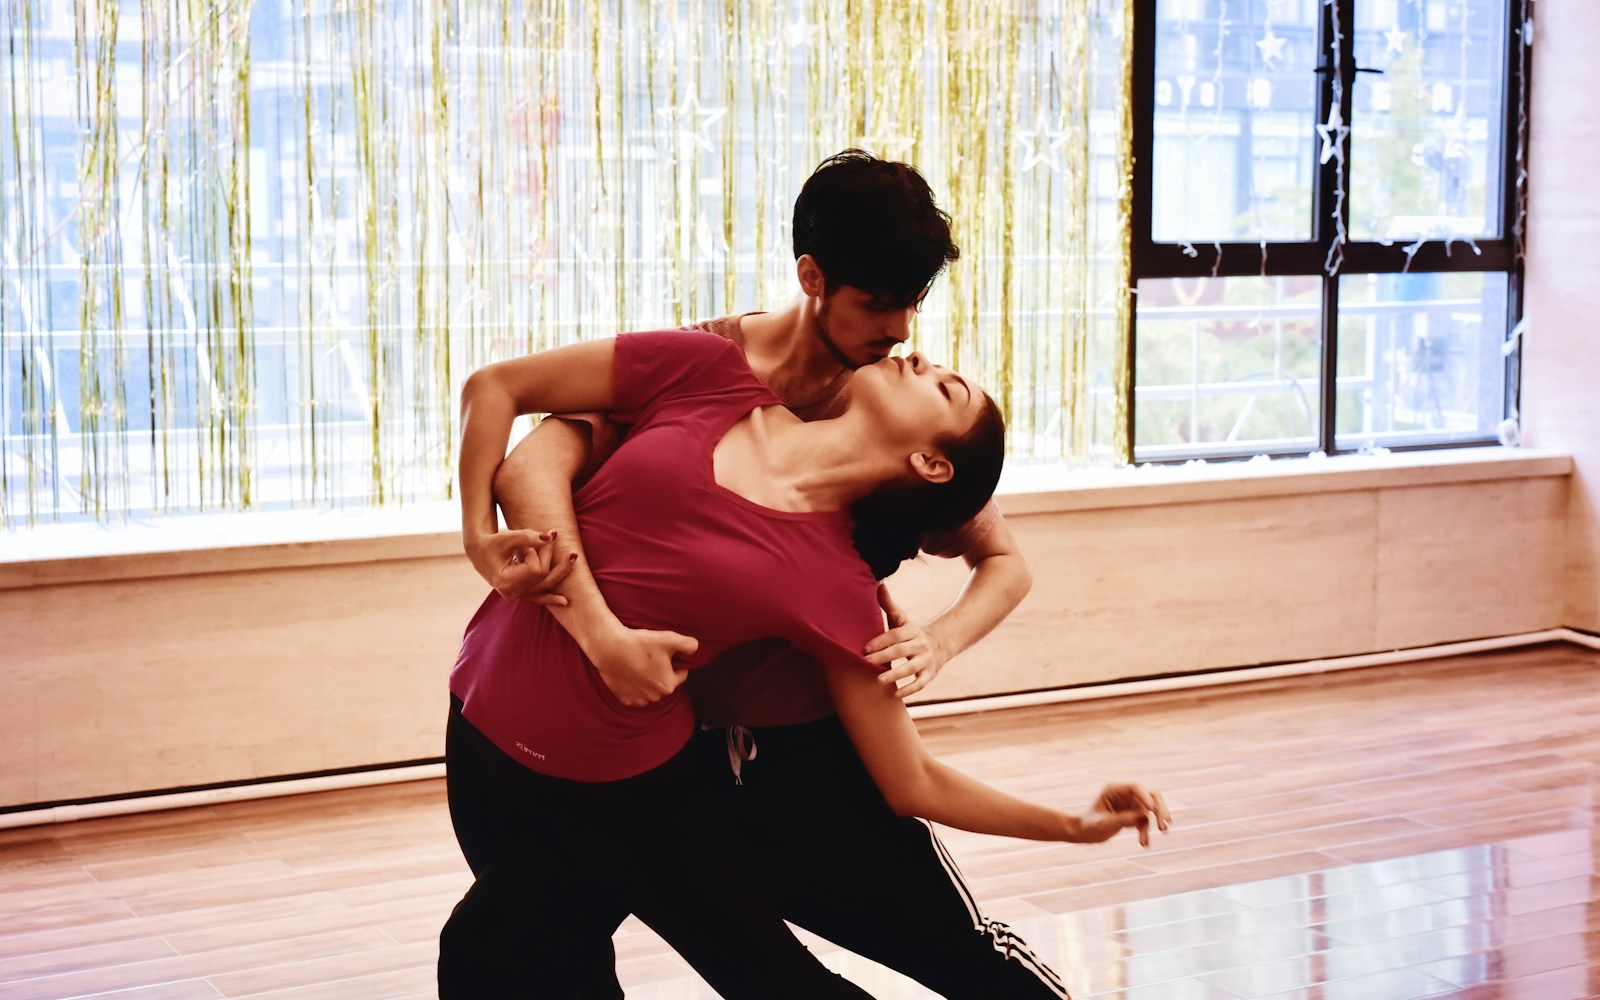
[1523,0,1600,633]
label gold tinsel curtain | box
[0,0,1132,528]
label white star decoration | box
[1016,108,1066,174]
[783,19,820,49]
[656,93,728,153]
[1256,26,1287,68]
[1317,104,1350,165]
[1385,27,1409,56]
[859,133,915,161]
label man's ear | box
[909,450,953,485]
[796,254,827,298]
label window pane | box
[1350,0,1508,241]
[1134,275,1322,460]
[1152,0,1320,242]
[1335,271,1507,448]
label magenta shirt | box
[449,331,885,781]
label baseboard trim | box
[906,629,1585,720]
[3,629,1593,831]
[0,763,448,831]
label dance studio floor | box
[1,643,1597,999]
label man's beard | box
[813,298,864,370]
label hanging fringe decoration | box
[0,0,1132,528]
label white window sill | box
[993,446,1572,515]
[0,447,1572,590]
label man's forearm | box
[923,513,1033,657]
[496,419,693,706]
[496,418,623,654]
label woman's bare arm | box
[824,658,1170,845]
[458,338,618,573]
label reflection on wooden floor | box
[0,643,1596,999]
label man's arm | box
[863,510,1032,698]
[491,417,697,707]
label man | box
[466,150,1067,998]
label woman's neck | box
[715,407,902,513]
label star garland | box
[1321,0,1349,276]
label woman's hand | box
[1073,783,1172,847]
[465,529,575,605]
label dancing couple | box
[441,150,1170,998]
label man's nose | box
[885,308,914,344]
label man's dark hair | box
[792,149,961,308]
[850,393,1005,580]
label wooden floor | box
[2,644,1598,999]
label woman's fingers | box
[519,553,577,605]
[491,529,583,601]
[1091,782,1173,847]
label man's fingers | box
[864,624,915,656]
[876,659,915,685]
[864,638,919,665]
[874,663,931,698]
[894,673,930,699]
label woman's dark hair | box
[850,393,1006,580]
[792,149,961,308]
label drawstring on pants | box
[724,724,758,785]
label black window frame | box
[1124,0,1532,463]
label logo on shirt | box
[513,741,547,761]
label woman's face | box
[848,351,989,450]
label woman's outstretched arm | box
[458,338,619,575]
[824,658,1171,845]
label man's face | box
[813,285,923,369]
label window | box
[1,1,1532,530]
[1128,0,1529,461]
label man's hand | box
[465,529,577,605]
[1074,783,1172,847]
[588,624,700,707]
[865,583,951,699]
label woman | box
[442,329,1168,998]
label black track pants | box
[438,697,872,1000]
[709,715,1072,1000]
